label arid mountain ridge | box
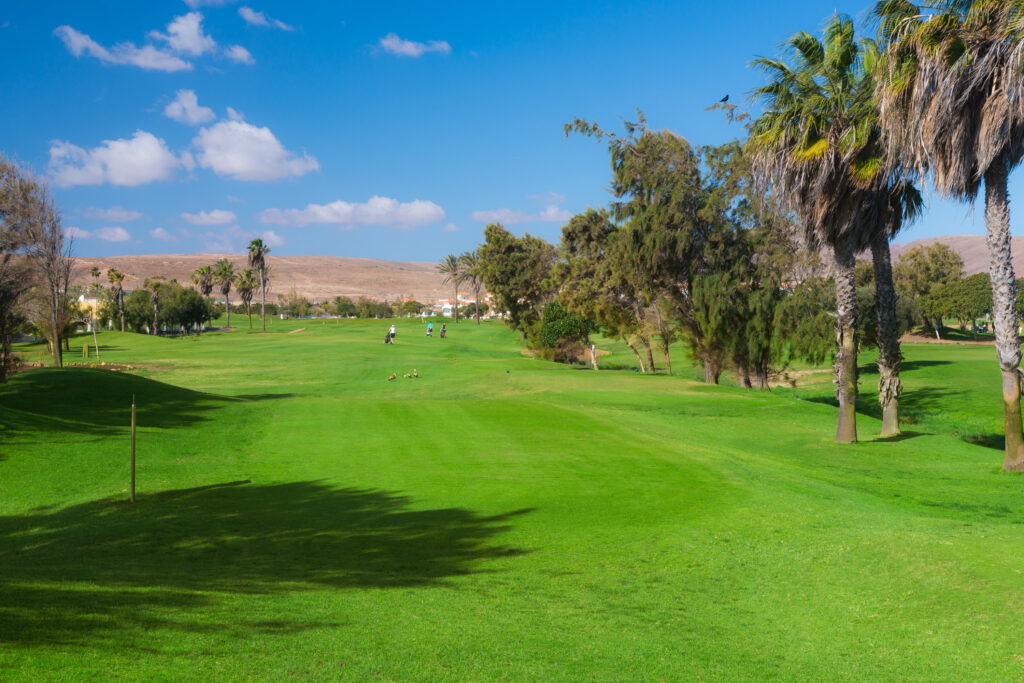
[69,236,1008,301]
[70,254,450,303]
[888,235,1009,275]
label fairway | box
[2,320,1024,680]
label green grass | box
[2,318,1024,680]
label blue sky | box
[0,1,996,261]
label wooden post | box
[130,396,136,503]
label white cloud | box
[472,204,572,225]
[226,195,245,203]
[150,227,178,242]
[181,209,237,225]
[164,89,215,125]
[54,25,192,72]
[226,106,245,121]
[538,205,572,222]
[49,130,185,187]
[86,206,143,222]
[184,0,237,7]
[470,208,533,224]
[201,225,283,252]
[95,226,132,242]
[442,223,458,233]
[149,12,216,56]
[259,196,445,229]
[378,33,451,58]
[193,119,318,181]
[239,7,293,30]
[224,45,254,64]
[259,230,285,247]
[529,191,566,204]
[65,226,90,239]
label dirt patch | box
[288,327,306,334]
[11,361,142,374]
[769,368,833,388]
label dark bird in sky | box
[719,95,729,103]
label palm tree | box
[247,238,271,331]
[191,265,214,330]
[459,250,484,324]
[873,0,1024,469]
[107,268,125,332]
[213,259,236,329]
[437,254,466,323]
[143,277,164,335]
[750,15,899,443]
[237,268,258,329]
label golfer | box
[390,324,397,341]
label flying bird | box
[719,95,729,103]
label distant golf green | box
[2,319,1022,680]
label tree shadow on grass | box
[0,368,293,440]
[805,386,980,443]
[0,480,532,646]
[858,359,953,376]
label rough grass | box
[2,318,1023,681]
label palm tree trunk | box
[833,238,859,444]
[247,304,252,329]
[871,233,902,437]
[119,292,125,332]
[984,158,1024,470]
[475,284,481,324]
[453,286,459,323]
[643,338,656,373]
[225,295,231,329]
[260,270,266,332]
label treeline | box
[474,2,1024,468]
[472,126,845,392]
[0,157,76,379]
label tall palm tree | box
[237,268,258,329]
[750,15,901,443]
[459,250,484,324]
[873,0,1024,469]
[247,238,271,331]
[191,265,214,330]
[144,277,164,335]
[437,254,465,323]
[213,259,236,329]
[107,268,125,332]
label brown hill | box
[890,235,1022,275]
[71,254,449,303]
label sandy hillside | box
[890,235,1024,275]
[71,254,449,303]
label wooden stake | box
[130,396,136,503]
